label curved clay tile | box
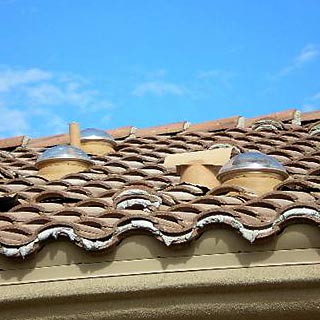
[181,131,213,139]
[170,203,202,213]
[80,181,112,197]
[46,213,82,224]
[0,205,318,257]
[309,121,320,136]
[0,112,320,258]
[309,167,320,175]
[5,177,34,187]
[138,152,165,163]
[0,226,33,245]
[19,186,48,199]
[103,162,130,174]
[251,119,285,132]
[123,169,149,181]
[276,178,320,192]
[118,146,142,155]
[0,167,17,180]
[33,190,86,204]
[113,186,162,212]
[60,173,92,186]
[139,164,166,176]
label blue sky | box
[0,0,319,138]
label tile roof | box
[0,109,319,258]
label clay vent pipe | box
[164,147,235,189]
[80,128,116,156]
[35,122,93,180]
[69,122,81,147]
[217,152,289,196]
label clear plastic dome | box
[217,152,288,179]
[36,145,92,165]
[81,128,116,145]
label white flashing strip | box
[273,207,320,223]
[196,215,264,242]
[0,208,319,258]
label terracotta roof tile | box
[245,109,298,126]
[27,133,69,148]
[107,126,135,139]
[186,116,241,132]
[0,109,320,258]
[301,110,320,122]
[135,121,189,137]
[0,135,27,149]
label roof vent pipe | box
[80,128,116,156]
[164,147,235,189]
[217,152,289,196]
[69,122,81,148]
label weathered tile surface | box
[0,110,319,258]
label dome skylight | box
[36,145,92,166]
[81,128,116,145]
[217,152,288,180]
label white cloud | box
[310,92,320,101]
[294,44,319,65]
[25,82,107,113]
[0,106,29,137]
[0,104,69,138]
[0,68,51,92]
[275,44,319,78]
[301,104,319,112]
[302,91,320,112]
[132,81,185,97]
[26,83,64,105]
[0,67,113,112]
[0,67,114,137]
[100,114,112,125]
[27,107,67,137]
[197,69,236,88]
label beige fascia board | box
[1,247,319,286]
[163,148,233,168]
[1,264,320,320]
